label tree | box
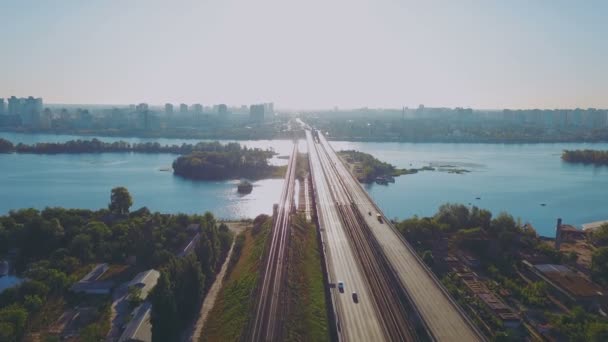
[591,247,608,285]
[109,187,133,215]
[422,250,434,267]
[0,304,28,341]
[150,273,178,342]
[590,223,608,246]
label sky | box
[1,0,607,110]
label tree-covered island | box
[337,150,435,183]
[172,147,285,180]
[562,149,608,165]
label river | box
[1,132,607,236]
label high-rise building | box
[180,104,188,114]
[165,103,174,116]
[217,104,228,115]
[0,98,5,115]
[263,102,274,116]
[192,104,203,113]
[136,103,149,113]
[250,104,265,122]
[8,96,20,116]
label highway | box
[315,131,484,341]
[308,130,385,341]
[249,142,298,341]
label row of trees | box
[562,149,608,165]
[150,214,232,341]
[0,137,275,156]
[0,187,232,341]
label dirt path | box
[185,221,248,342]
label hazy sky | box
[1,0,607,109]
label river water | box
[1,132,607,236]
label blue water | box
[0,276,23,293]
[330,141,608,236]
[1,132,607,236]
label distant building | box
[191,103,203,113]
[7,96,19,116]
[136,103,148,113]
[250,104,265,122]
[217,104,228,115]
[179,103,188,114]
[164,103,173,116]
[263,102,274,116]
[0,98,5,115]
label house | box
[70,263,114,295]
[523,261,606,309]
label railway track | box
[313,135,418,341]
[248,142,298,342]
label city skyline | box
[1,0,607,109]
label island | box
[237,180,253,194]
[337,150,433,184]
[172,146,285,180]
[562,149,608,165]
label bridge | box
[308,128,484,341]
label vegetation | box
[337,150,421,183]
[549,307,608,341]
[591,247,608,286]
[0,187,231,341]
[285,215,329,341]
[201,215,271,342]
[108,186,133,216]
[173,146,284,180]
[562,149,608,165]
[589,223,608,246]
[150,255,205,342]
[397,203,608,339]
[0,138,276,156]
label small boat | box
[540,203,547,206]
[475,197,481,200]
[237,180,253,194]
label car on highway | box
[376,213,383,223]
[352,291,359,303]
[338,281,344,293]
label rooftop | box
[582,220,608,231]
[534,264,604,298]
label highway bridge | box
[248,142,298,341]
[308,129,485,342]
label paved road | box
[317,132,484,341]
[307,131,386,342]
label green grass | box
[201,219,271,342]
[285,215,330,341]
